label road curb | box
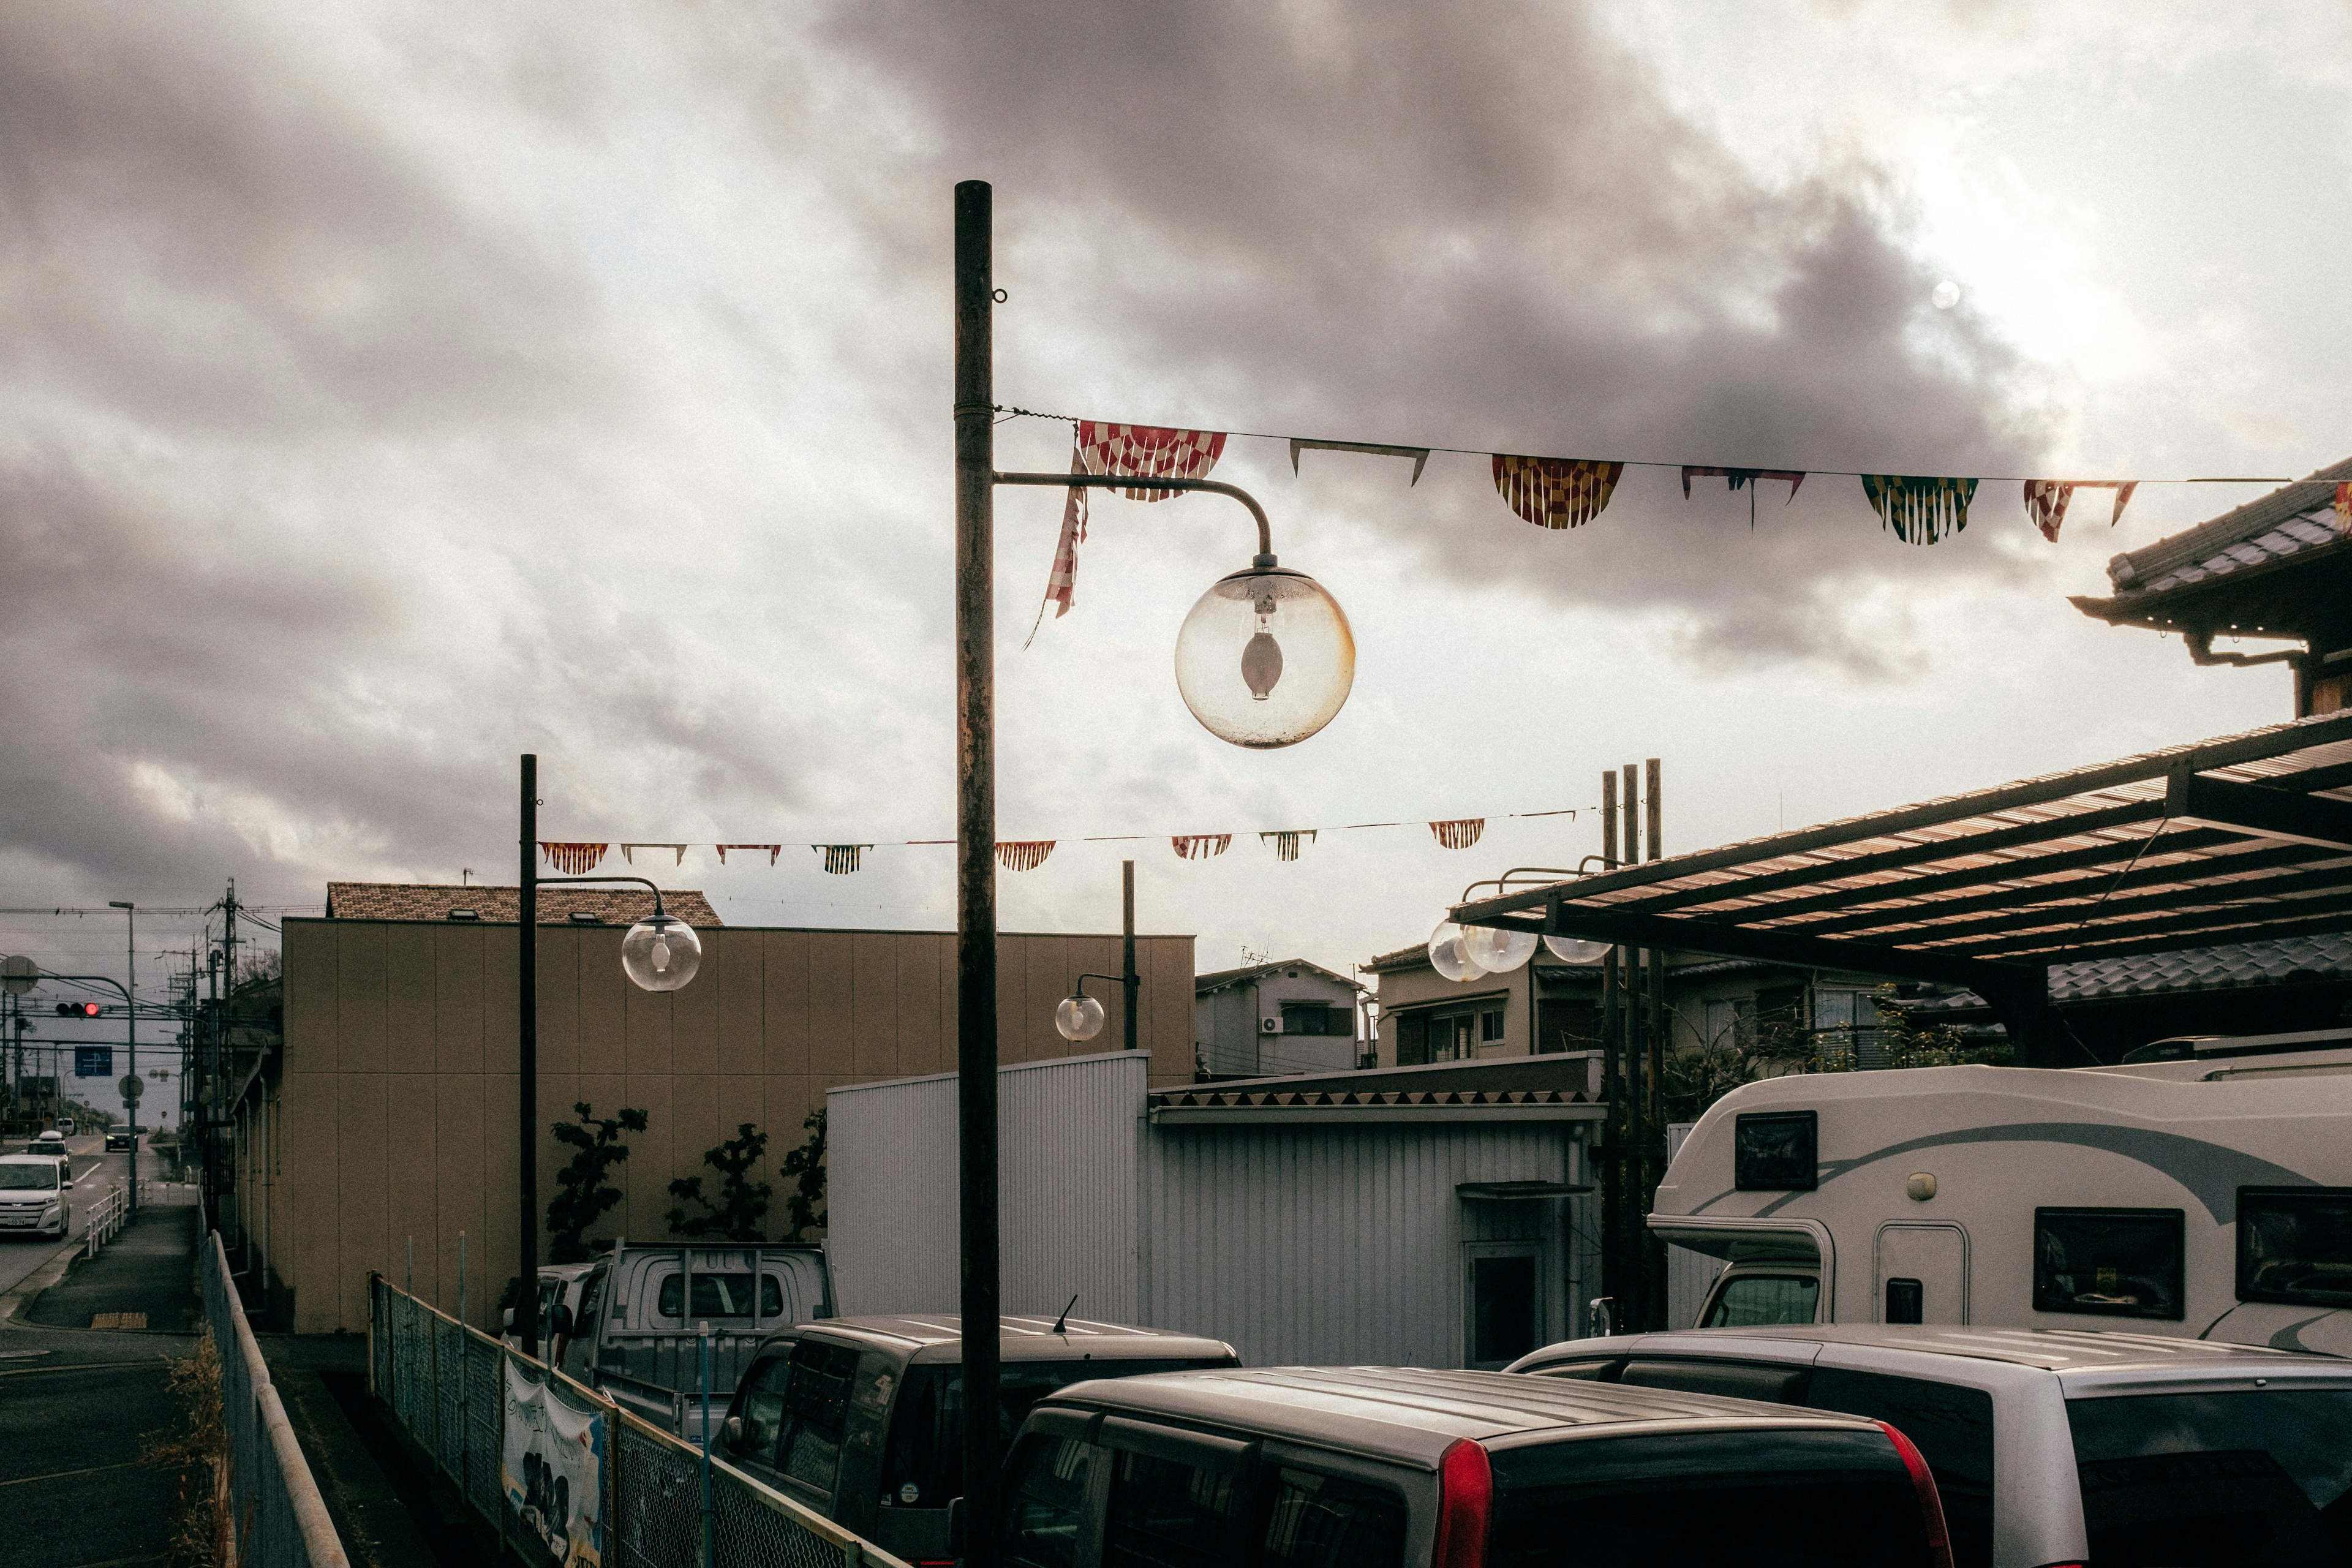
[0,1235,83,1326]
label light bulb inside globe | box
[1427,919,1485,982]
[1461,924,1537,973]
[622,913,703,993]
[1175,565,1354,748]
[1542,934,1612,965]
[1055,993,1106,1042]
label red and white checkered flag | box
[1030,421,1227,644]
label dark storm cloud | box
[819,1,2048,673]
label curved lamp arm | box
[1455,858,1613,909]
[536,873,670,917]
[1067,972,1126,1000]
[40,973,131,1004]
[995,471,1276,565]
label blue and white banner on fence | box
[501,1357,606,1568]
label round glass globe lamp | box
[1542,934,1613,965]
[621,913,703,993]
[1461,924,1537,973]
[1173,565,1354,749]
[1427,919,1485,982]
[1055,993,1106,1042]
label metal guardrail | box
[84,1184,128,1256]
[202,1231,351,1568]
[370,1274,905,1568]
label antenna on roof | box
[1052,1293,1077,1335]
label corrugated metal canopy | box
[1452,710,2352,1062]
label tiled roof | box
[1151,1084,1592,1110]
[1905,933,2352,1014]
[323,883,723,927]
[1194,958,1355,994]
[2089,456,2352,603]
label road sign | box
[0,956,32,995]
[119,1074,143,1102]
[74,1047,113,1079]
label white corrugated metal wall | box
[1140,1120,1594,1367]
[826,1052,1147,1319]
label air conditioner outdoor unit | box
[1259,1017,1281,1034]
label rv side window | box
[1734,1111,1817,1191]
[2034,1207,2184,1320]
[655,1270,786,1321]
[2237,1187,2352,1308]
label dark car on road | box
[716,1313,1238,1564]
[993,1365,1956,1568]
[104,1126,137,1152]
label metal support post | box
[1121,861,1139,1051]
[519,753,540,1361]
[952,177,1004,1567]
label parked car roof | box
[1037,1365,1889,1469]
[788,1313,1238,1365]
[1520,1325,2351,1383]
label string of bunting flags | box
[994,407,2352,622]
[535,804,1575,879]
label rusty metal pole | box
[952,179,1003,1566]
[518,753,538,1360]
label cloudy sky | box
[6,1,2351,1020]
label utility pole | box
[1597,769,1621,1324]
[1642,758,1666,1330]
[110,902,138,1215]
[1619,763,1647,1330]
[519,754,540,1359]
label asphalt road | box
[0,1134,137,1298]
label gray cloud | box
[817,1,2049,673]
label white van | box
[1650,1029,2352,1355]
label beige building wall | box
[271,918,1194,1334]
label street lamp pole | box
[951,179,1005,1567]
[108,902,137,1216]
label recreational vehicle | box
[1650,1030,2352,1355]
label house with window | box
[1191,959,1363,1078]
[1362,941,1894,1072]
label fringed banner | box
[1429,819,1486,850]
[1172,834,1232,861]
[2022,480,2138,542]
[1031,421,1227,644]
[620,843,687,866]
[996,841,1056,872]
[1491,455,1626,529]
[1261,830,1316,863]
[815,845,870,875]
[1861,475,1978,545]
[2336,482,2352,537]
[539,842,608,875]
[715,843,782,866]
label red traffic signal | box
[54,1001,100,1018]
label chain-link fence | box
[369,1274,903,1568]
[201,1232,351,1568]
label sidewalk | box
[22,1204,201,1331]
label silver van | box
[717,1314,1238,1564]
[998,1365,1958,1567]
[1510,1324,2352,1568]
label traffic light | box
[54,1001,100,1018]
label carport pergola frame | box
[1452,710,2352,1066]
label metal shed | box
[826,1053,1603,1370]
